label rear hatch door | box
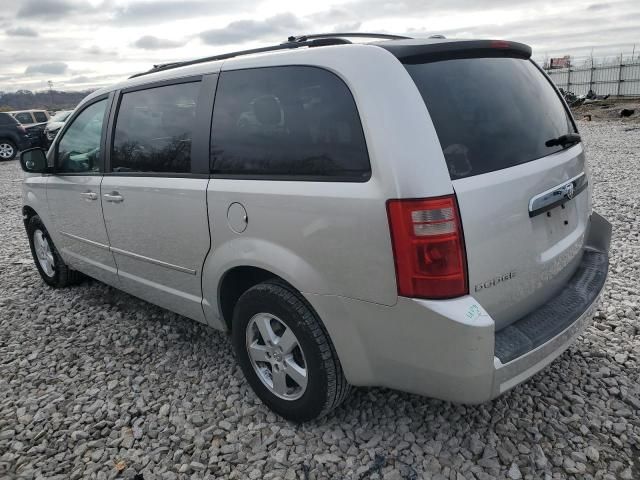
[400,42,591,329]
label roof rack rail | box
[287,32,413,42]
[129,32,412,79]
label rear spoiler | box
[378,40,532,64]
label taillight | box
[386,195,468,299]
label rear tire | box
[232,280,350,422]
[27,215,82,287]
[0,140,17,160]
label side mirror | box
[20,148,48,173]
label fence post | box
[617,54,623,96]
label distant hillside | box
[0,89,95,111]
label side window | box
[57,99,107,174]
[34,111,48,123]
[14,112,33,124]
[111,82,200,174]
[211,66,370,180]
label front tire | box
[27,215,81,287]
[0,140,17,160]
[232,281,350,422]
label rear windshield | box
[405,57,574,180]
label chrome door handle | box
[80,191,98,201]
[103,192,124,203]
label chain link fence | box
[543,57,640,97]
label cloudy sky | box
[0,0,638,93]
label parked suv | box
[9,109,50,127]
[9,110,50,149]
[0,112,31,160]
[20,35,611,421]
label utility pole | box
[47,80,54,109]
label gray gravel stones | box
[1,120,640,479]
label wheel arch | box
[22,205,39,227]
[0,135,18,144]
[214,264,356,390]
[201,237,331,330]
[217,265,299,332]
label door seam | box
[99,175,120,272]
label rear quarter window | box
[33,111,48,122]
[405,58,575,180]
[210,66,370,181]
[0,113,18,125]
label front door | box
[46,96,118,285]
[101,80,211,322]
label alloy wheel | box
[33,229,55,277]
[245,312,308,400]
[0,143,15,159]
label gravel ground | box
[1,121,639,480]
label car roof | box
[7,109,47,114]
[84,36,531,105]
[86,41,376,100]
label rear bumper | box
[493,290,600,396]
[305,211,611,403]
[492,211,611,398]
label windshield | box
[51,111,72,122]
[405,57,575,180]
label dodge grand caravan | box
[20,34,612,421]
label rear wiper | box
[545,133,581,148]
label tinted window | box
[211,66,370,180]
[14,112,33,124]
[34,111,48,122]
[405,58,574,180]
[57,99,107,174]
[112,82,199,173]
[0,113,18,125]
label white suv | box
[20,34,611,421]
[9,109,50,127]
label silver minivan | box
[20,35,611,421]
